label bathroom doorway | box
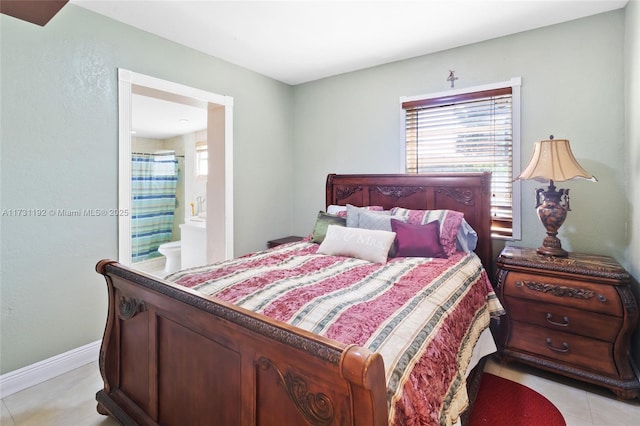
[117,69,234,273]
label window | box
[401,78,521,239]
[195,141,208,179]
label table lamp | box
[516,136,597,257]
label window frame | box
[195,140,208,180]
[399,77,522,240]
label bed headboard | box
[325,173,493,272]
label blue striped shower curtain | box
[131,153,178,263]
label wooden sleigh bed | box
[95,173,502,426]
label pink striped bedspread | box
[167,241,504,426]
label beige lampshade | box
[516,138,597,183]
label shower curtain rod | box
[132,152,185,158]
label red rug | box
[469,373,566,426]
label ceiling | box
[72,0,628,86]
[68,0,628,139]
[131,93,208,139]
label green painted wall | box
[290,8,637,364]
[0,5,293,374]
[291,11,626,261]
[625,0,640,363]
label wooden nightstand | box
[495,246,640,399]
[266,236,303,249]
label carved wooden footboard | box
[95,259,388,425]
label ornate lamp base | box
[535,181,570,258]
[537,239,568,257]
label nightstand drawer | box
[503,271,623,316]
[504,296,622,341]
[508,321,616,376]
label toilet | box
[158,241,182,274]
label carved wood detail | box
[118,296,147,320]
[498,248,631,281]
[257,357,334,425]
[335,186,362,202]
[374,186,424,200]
[435,186,474,205]
[618,287,638,313]
[517,281,595,300]
[495,268,508,291]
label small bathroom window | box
[196,141,208,179]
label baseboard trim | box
[0,340,101,399]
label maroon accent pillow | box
[389,208,464,256]
[391,219,448,259]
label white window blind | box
[402,87,515,238]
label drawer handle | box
[598,294,607,303]
[546,338,569,353]
[546,313,569,327]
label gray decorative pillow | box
[358,209,397,231]
[455,219,478,252]
[311,211,346,243]
[357,210,406,257]
[346,204,389,228]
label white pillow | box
[317,225,396,264]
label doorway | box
[117,69,234,270]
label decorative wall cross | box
[447,70,458,88]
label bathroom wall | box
[192,129,208,217]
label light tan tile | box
[493,360,541,387]
[528,376,592,424]
[1,400,17,426]
[563,413,592,426]
[587,390,640,426]
[3,362,117,426]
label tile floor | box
[482,357,640,426]
[129,258,168,280]
[1,355,638,425]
